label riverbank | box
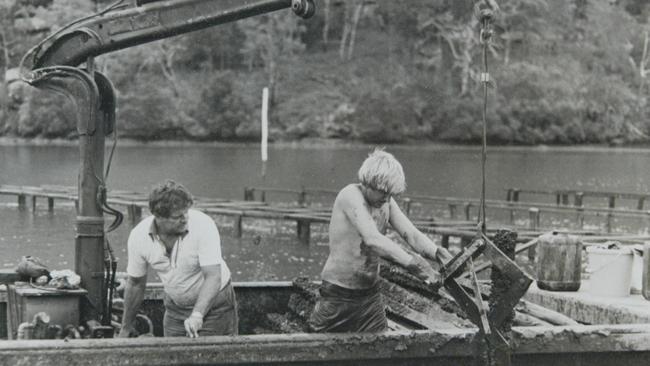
[4,136,650,154]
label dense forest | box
[1,0,650,144]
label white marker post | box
[261,87,269,177]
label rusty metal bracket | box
[76,216,105,238]
[440,234,533,351]
[480,233,533,329]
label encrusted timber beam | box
[2,324,650,366]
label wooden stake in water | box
[261,87,269,178]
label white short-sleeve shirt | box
[126,209,231,307]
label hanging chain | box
[476,2,497,235]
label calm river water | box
[1,142,650,281]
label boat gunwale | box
[1,324,650,364]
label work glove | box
[435,247,454,266]
[117,324,137,338]
[184,312,203,338]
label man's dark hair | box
[149,180,194,218]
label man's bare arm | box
[388,198,453,265]
[338,187,438,283]
[193,264,222,316]
[118,275,147,337]
[183,264,222,337]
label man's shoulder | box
[130,215,154,235]
[336,184,362,200]
[188,208,209,219]
[335,184,366,207]
[188,209,218,229]
[189,208,214,221]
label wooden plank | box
[296,219,311,245]
[385,300,449,330]
[517,300,578,326]
[504,187,650,200]
[386,319,409,331]
[5,284,18,340]
[3,324,650,365]
[514,311,553,326]
[202,208,245,216]
[201,200,263,208]
[0,270,21,284]
[5,183,650,220]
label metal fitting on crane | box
[474,0,499,23]
[292,0,315,19]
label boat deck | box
[525,281,650,325]
[2,279,650,365]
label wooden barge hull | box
[2,324,650,366]
[2,281,650,365]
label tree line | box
[1,0,649,145]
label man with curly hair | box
[118,180,237,338]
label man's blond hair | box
[358,148,406,195]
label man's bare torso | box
[321,184,389,289]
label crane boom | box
[29,0,314,69]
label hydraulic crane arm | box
[27,0,314,69]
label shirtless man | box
[309,149,452,333]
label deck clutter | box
[3,184,650,364]
[3,276,650,365]
[4,284,88,340]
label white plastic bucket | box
[586,247,634,297]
